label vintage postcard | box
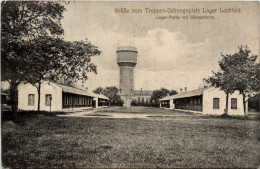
[1,0,259,168]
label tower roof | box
[116,46,138,53]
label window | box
[120,89,122,93]
[28,94,35,106]
[45,94,52,106]
[231,98,237,109]
[213,98,220,109]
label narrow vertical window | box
[28,94,35,106]
[45,94,52,106]
[231,98,237,109]
[213,98,220,109]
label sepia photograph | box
[1,0,260,168]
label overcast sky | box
[60,1,259,92]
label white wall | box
[203,88,245,116]
[93,97,99,108]
[18,82,63,111]
[170,99,175,109]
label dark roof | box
[133,90,153,96]
[92,93,109,100]
[160,87,210,101]
[52,82,95,97]
[159,95,172,101]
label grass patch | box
[2,107,260,168]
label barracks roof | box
[52,82,95,97]
[53,82,109,100]
[91,93,110,100]
[159,87,210,101]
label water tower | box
[117,46,138,107]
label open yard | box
[2,106,260,168]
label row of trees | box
[131,88,178,107]
[1,1,101,117]
[93,87,178,107]
[93,86,124,106]
[205,46,259,115]
[131,98,150,107]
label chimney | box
[180,88,183,93]
[167,93,169,96]
[184,87,187,92]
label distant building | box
[159,87,247,116]
[18,81,109,111]
[132,89,153,103]
[92,93,110,108]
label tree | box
[150,88,170,107]
[1,1,66,114]
[248,93,260,112]
[227,47,259,115]
[93,87,104,95]
[23,37,100,111]
[205,72,235,115]
[2,1,101,113]
[169,90,178,96]
[131,99,137,106]
[141,97,145,106]
[93,86,123,106]
[205,46,259,116]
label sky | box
[52,1,259,91]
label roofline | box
[50,82,95,97]
[159,87,212,101]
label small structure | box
[1,93,10,106]
[18,82,96,111]
[159,87,247,116]
[159,94,174,109]
[92,93,110,108]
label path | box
[57,108,99,117]
[57,108,196,119]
